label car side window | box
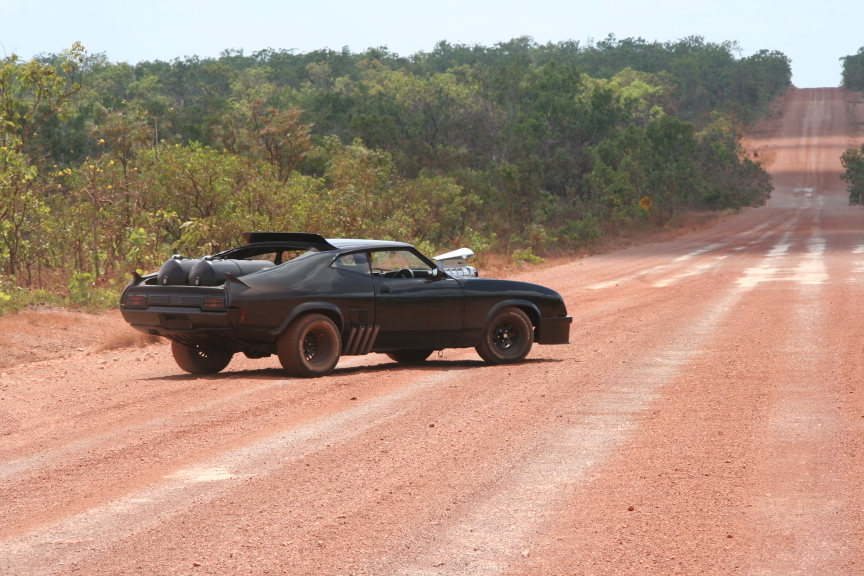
[331,252,370,274]
[249,250,310,265]
[370,250,432,278]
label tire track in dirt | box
[386,219,819,575]
[0,371,459,575]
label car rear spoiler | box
[242,232,337,251]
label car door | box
[369,249,465,350]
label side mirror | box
[429,267,442,281]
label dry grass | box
[0,307,162,370]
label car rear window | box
[331,252,370,273]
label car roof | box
[328,239,413,251]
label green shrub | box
[560,213,603,247]
[0,279,65,315]
[842,144,864,205]
[68,272,95,306]
[511,247,546,266]
[67,273,120,311]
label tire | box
[386,349,434,363]
[277,314,341,377]
[475,307,533,364]
[171,341,234,374]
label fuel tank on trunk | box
[156,256,273,286]
[189,259,274,286]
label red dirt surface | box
[2,87,864,575]
[0,308,154,370]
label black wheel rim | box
[303,331,322,361]
[492,321,518,352]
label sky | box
[0,0,861,88]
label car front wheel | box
[475,307,533,364]
[171,341,234,374]
[277,314,342,377]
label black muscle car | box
[120,233,572,377]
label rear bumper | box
[121,306,241,336]
[536,315,572,345]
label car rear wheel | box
[171,341,234,374]
[277,314,341,377]
[386,349,434,363]
[475,307,533,364]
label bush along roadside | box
[842,143,864,205]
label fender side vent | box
[343,324,380,355]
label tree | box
[247,101,312,182]
[0,43,86,155]
[89,104,154,175]
[0,137,44,278]
[841,47,864,90]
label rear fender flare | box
[270,302,345,337]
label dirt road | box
[2,87,864,575]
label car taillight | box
[202,296,226,310]
[125,294,148,308]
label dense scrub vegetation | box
[1,36,789,308]
[842,144,864,205]
[841,46,864,90]
[840,46,864,206]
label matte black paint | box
[120,235,572,363]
